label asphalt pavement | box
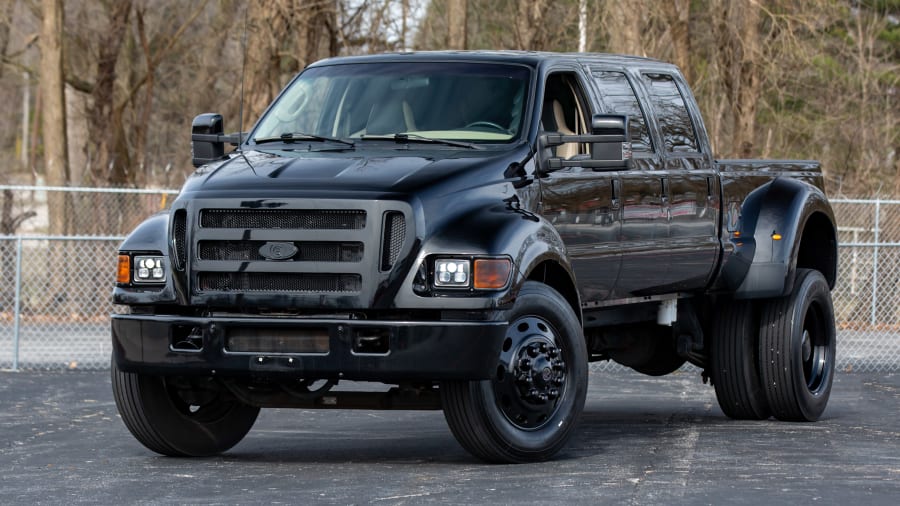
[1,369,898,505]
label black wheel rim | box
[163,378,235,423]
[492,315,567,430]
[802,301,829,393]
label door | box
[589,69,669,298]
[640,72,719,291]
[538,72,621,303]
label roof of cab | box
[308,50,677,71]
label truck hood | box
[182,147,526,195]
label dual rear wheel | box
[711,269,836,422]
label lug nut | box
[527,388,539,399]
[539,343,548,354]
[527,345,540,358]
[519,357,532,369]
[554,377,564,386]
[552,361,565,371]
[548,347,559,358]
[549,388,559,399]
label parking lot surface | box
[1,369,898,505]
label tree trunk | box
[86,0,132,187]
[605,0,643,56]
[39,0,69,235]
[447,0,467,50]
[715,0,761,158]
[663,0,691,83]
[245,0,339,128]
[515,0,546,50]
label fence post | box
[12,236,23,371]
[870,199,880,326]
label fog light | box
[133,255,167,283]
[434,259,470,287]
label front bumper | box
[111,314,507,381]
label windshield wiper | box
[360,133,478,149]
[254,132,355,147]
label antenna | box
[238,1,249,151]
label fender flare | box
[421,199,581,317]
[113,211,181,305]
[732,177,836,299]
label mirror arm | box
[190,132,245,146]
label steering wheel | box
[463,121,509,133]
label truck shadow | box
[215,406,755,465]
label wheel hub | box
[493,316,567,429]
[801,330,812,363]
[513,342,564,405]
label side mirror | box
[538,114,632,174]
[589,114,632,164]
[191,113,245,168]
[191,113,225,168]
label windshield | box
[252,62,531,144]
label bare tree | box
[604,0,643,56]
[244,0,339,127]
[39,0,69,235]
[717,0,761,158]
[662,0,692,83]
[447,0,467,50]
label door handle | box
[611,179,620,209]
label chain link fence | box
[1,188,898,372]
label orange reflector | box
[473,259,512,290]
[117,255,131,284]
[772,233,782,241]
[733,230,741,238]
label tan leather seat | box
[366,97,417,135]
[553,100,579,159]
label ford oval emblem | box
[258,242,298,261]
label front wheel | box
[441,281,588,463]
[111,359,260,456]
[759,269,836,421]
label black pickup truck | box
[111,51,838,463]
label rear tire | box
[759,269,836,421]
[111,359,260,456]
[441,281,588,463]
[710,299,770,420]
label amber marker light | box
[732,230,741,238]
[473,258,512,289]
[772,232,783,241]
[117,254,131,284]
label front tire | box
[441,281,588,463]
[111,359,260,456]
[759,269,836,421]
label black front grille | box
[199,272,362,293]
[381,212,406,270]
[200,209,366,230]
[198,241,364,262]
[173,210,187,270]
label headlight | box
[431,257,512,290]
[132,255,167,283]
[434,259,470,287]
